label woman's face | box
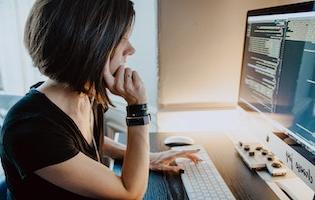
[109,29,135,75]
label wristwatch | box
[126,114,151,126]
[127,104,148,117]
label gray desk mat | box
[113,134,188,200]
[113,163,171,200]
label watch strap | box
[126,114,151,126]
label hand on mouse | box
[103,54,147,105]
[149,149,202,173]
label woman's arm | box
[121,124,149,198]
[35,112,149,200]
[36,65,150,199]
[103,136,202,174]
[35,123,149,199]
[102,136,126,159]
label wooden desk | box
[115,132,280,200]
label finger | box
[160,164,184,173]
[185,154,203,164]
[132,70,143,87]
[158,149,200,164]
[114,66,125,94]
[172,149,200,157]
[169,149,201,164]
[103,55,115,90]
[164,154,201,164]
[161,156,177,164]
[124,68,133,90]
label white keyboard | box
[173,145,236,200]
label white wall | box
[0,0,159,105]
[108,0,158,110]
[105,0,159,132]
[0,0,159,132]
[158,0,309,110]
[0,0,42,95]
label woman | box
[0,0,199,199]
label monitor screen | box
[239,2,315,153]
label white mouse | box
[164,136,194,146]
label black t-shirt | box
[0,87,104,200]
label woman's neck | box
[37,79,90,116]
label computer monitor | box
[238,1,315,191]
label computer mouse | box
[164,136,195,146]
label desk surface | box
[117,132,279,200]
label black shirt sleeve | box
[2,116,79,179]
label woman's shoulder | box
[3,89,57,126]
[1,91,65,142]
[0,100,73,156]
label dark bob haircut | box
[24,0,135,108]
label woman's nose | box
[125,43,136,56]
[128,45,136,56]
